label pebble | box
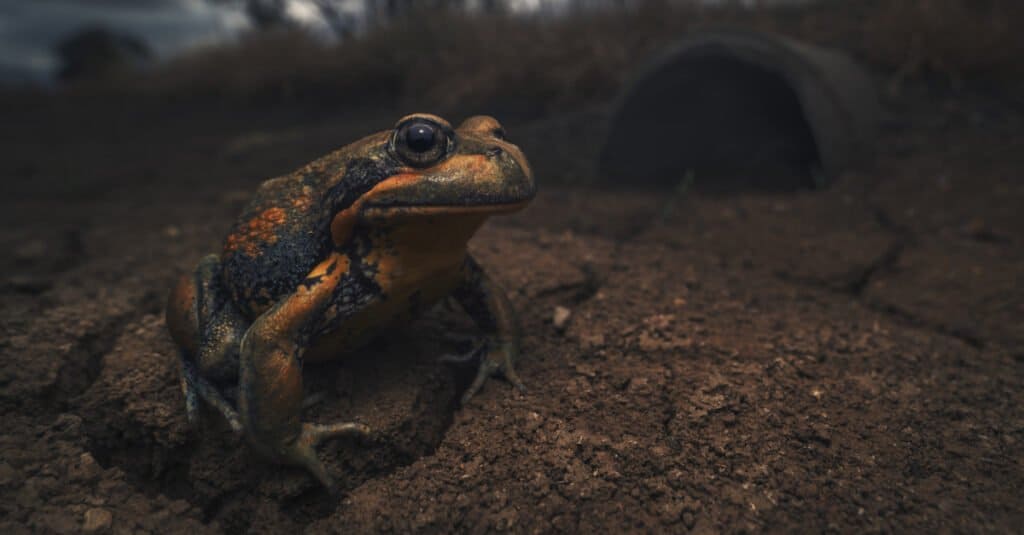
[168,499,191,515]
[83,508,112,533]
[552,306,572,332]
[68,452,102,482]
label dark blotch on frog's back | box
[220,157,397,319]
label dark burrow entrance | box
[601,53,822,193]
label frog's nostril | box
[485,146,504,158]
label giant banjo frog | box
[166,114,535,491]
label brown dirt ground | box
[1,82,1022,534]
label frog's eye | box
[393,119,451,167]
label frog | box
[165,113,535,492]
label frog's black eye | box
[393,119,451,167]
[406,123,436,152]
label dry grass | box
[85,7,693,112]
[63,0,1023,111]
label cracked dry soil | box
[1,87,1023,533]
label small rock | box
[579,333,605,350]
[51,414,83,436]
[642,314,675,331]
[627,376,652,396]
[573,363,596,378]
[168,499,190,515]
[552,306,572,332]
[162,225,181,238]
[68,452,102,482]
[83,508,112,533]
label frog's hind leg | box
[238,252,371,493]
[167,254,249,433]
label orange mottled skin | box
[224,207,288,256]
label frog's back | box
[220,173,328,318]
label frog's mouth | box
[360,200,530,219]
[358,150,535,219]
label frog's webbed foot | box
[441,339,527,405]
[281,421,371,494]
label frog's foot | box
[179,356,243,434]
[279,421,371,493]
[443,340,526,405]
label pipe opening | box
[601,52,822,193]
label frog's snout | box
[458,115,535,204]
[475,137,535,206]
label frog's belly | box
[302,259,463,362]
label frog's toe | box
[180,373,199,426]
[178,353,201,425]
[281,421,371,493]
[503,364,528,394]
[460,349,527,405]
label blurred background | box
[3,0,1022,200]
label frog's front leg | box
[237,253,370,492]
[450,254,527,404]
